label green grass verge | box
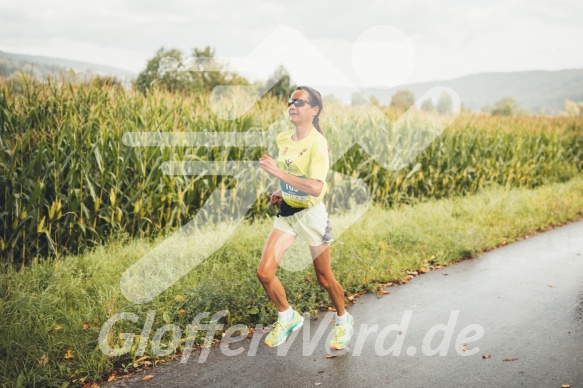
[1,174,583,387]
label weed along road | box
[107,219,583,387]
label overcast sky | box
[0,0,581,87]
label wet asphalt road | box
[107,219,583,387]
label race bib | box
[281,177,309,202]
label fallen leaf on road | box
[548,285,556,288]
[482,354,491,359]
[503,358,518,362]
[82,322,90,329]
[141,375,154,381]
[48,326,63,334]
[64,350,74,359]
[108,375,116,382]
[561,384,571,387]
[325,355,337,359]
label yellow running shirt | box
[276,127,329,208]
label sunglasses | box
[288,98,312,108]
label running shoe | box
[264,310,304,347]
[329,311,354,350]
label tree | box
[389,89,415,111]
[420,98,435,112]
[134,48,189,94]
[490,97,523,116]
[369,95,380,106]
[436,91,453,114]
[89,75,123,91]
[351,92,367,107]
[189,46,248,92]
[563,100,583,117]
[6,72,37,95]
[134,46,248,95]
[261,65,296,99]
[323,94,343,107]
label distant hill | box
[359,69,583,114]
[1,50,581,114]
[0,50,136,87]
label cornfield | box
[1,79,582,264]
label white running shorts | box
[273,202,333,246]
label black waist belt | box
[276,200,307,217]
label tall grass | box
[0,80,582,264]
[0,173,582,387]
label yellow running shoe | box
[329,312,354,350]
[264,310,304,347]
